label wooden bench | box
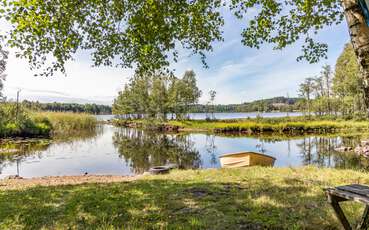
[326,184,369,230]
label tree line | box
[112,70,201,120]
[298,43,366,118]
[190,97,302,114]
[21,101,112,115]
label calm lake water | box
[97,112,303,121]
[0,125,368,178]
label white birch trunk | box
[342,0,369,110]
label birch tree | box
[342,0,369,108]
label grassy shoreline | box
[0,112,97,138]
[113,116,369,135]
[0,166,368,229]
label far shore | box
[111,116,369,135]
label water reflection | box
[0,127,102,178]
[205,134,217,167]
[295,135,368,169]
[113,128,201,174]
[247,134,367,169]
[0,125,368,178]
[0,139,51,175]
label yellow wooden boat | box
[219,151,276,168]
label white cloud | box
[3,51,133,104]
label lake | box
[97,112,303,121]
[0,125,367,178]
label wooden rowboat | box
[219,152,276,168]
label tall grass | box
[31,112,97,135]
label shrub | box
[0,103,52,137]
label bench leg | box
[357,205,369,230]
[329,196,352,230]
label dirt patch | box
[0,175,140,190]
[184,187,214,198]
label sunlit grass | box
[113,116,369,134]
[0,166,368,229]
[167,117,369,134]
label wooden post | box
[327,194,352,230]
[357,205,369,229]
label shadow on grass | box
[0,178,362,229]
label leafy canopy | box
[334,43,363,97]
[0,46,8,100]
[231,0,343,63]
[0,0,344,75]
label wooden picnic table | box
[326,184,369,230]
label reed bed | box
[31,112,97,135]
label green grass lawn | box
[1,166,369,229]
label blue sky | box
[2,8,350,105]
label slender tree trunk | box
[307,94,311,116]
[342,0,369,112]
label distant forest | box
[21,100,112,115]
[191,97,302,113]
[20,97,301,115]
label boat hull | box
[219,152,275,168]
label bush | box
[3,122,21,136]
[0,103,52,137]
